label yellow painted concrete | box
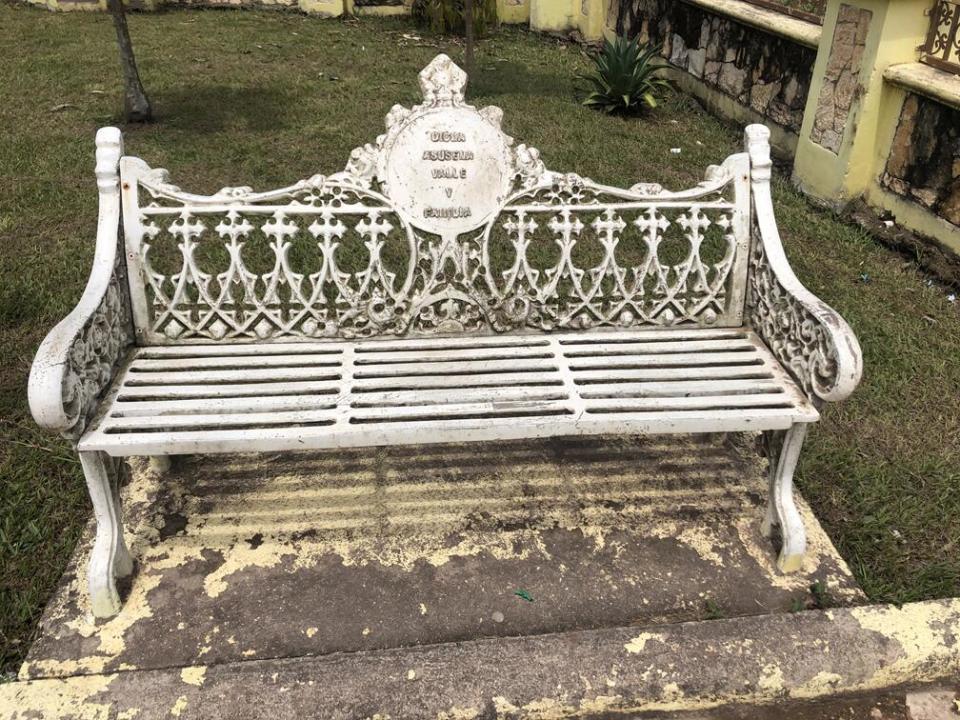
[299,0,345,16]
[15,440,864,682]
[884,62,960,111]
[354,2,408,15]
[867,72,958,253]
[529,0,576,34]
[497,0,530,25]
[794,0,931,202]
[795,0,959,252]
[865,177,960,255]
[579,0,605,40]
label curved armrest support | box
[28,128,135,442]
[743,125,862,404]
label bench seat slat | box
[579,394,795,412]
[129,355,346,371]
[101,408,340,431]
[561,339,755,356]
[80,408,812,455]
[566,351,765,369]
[124,367,343,384]
[353,358,559,377]
[575,378,784,398]
[117,380,343,399]
[569,366,775,382]
[79,328,819,455]
[353,346,556,364]
[351,386,570,407]
[112,394,343,416]
[352,372,566,391]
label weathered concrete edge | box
[680,0,822,48]
[4,598,960,718]
[883,62,960,112]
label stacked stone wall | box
[881,92,960,229]
[614,0,816,133]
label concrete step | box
[19,435,864,681]
[5,598,960,718]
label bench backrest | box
[119,54,752,344]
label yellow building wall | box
[793,0,959,254]
[498,0,530,25]
[793,0,931,202]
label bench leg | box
[762,424,808,573]
[79,451,134,618]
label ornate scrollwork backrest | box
[119,54,752,343]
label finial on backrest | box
[95,127,124,195]
[743,124,771,185]
[418,54,467,107]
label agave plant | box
[578,36,670,115]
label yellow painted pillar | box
[793,0,930,203]
[578,0,606,40]
[299,0,346,15]
[498,0,530,25]
[529,0,577,34]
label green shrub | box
[411,0,498,36]
[578,35,670,115]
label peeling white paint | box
[180,666,207,687]
[169,695,189,717]
[624,632,665,654]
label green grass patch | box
[1,3,958,675]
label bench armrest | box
[743,125,863,405]
[28,128,135,441]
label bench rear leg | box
[79,451,134,618]
[762,424,808,573]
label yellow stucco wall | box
[793,0,958,253]
[27,0,603,33]
[498,0,531,25]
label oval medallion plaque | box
[382,107,514,236]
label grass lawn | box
[1,3,958,675]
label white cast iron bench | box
[28,55,862,618]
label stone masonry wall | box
[881,92,960,228]
[809,3,870,153]
[614,0,816,133]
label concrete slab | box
[5,598,960,718]
[20,434,864,682]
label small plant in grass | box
[809,580,832,609]
[577,36,670,115]
[703,599,725,620]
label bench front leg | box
[80,451,133,618]
[762,424,808,573]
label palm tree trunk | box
[106,0,152,123]
[464,0,475,77]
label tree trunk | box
[106,0,152,123]
[464,0,475,77]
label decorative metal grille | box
[126,174,746,342]
[118,54,752,344]
[922,0,960,74]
